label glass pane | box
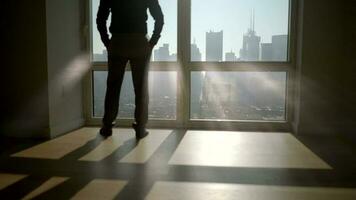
[149,0,177,61]
[191,0,290,62]
[91,0,177,62]
[93,71,177,119]
[191,71,287,121]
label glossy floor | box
[169,130,331,169]
[0,128,355,199]
[147,182,356,200]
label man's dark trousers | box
[102,34,152,129]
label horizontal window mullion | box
[91,63,180,71]
[187,121,291,132]
[188,61,292,67]
[189,64,292,72]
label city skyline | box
[94,71,287,121]
[132,29,287,62]
[94,31,288,62]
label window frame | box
[84,0,297,132]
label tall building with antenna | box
[239,10,261,61]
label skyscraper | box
[191,43,202,61]
[260,35,288,61]
[206,31,223,61]
[239,12,261,61]
[154,43,170,61]
[225,51,237,61]
[272,35,288,61]
[261,43,273,60]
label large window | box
[88,0,294,128]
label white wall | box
[1,0,87,138]
[46,0,87,138]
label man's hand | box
[148,40,155,51]
[148,43,155,50]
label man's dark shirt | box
[97,0,164,47]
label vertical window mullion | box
[177,0,192,126]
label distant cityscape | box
[190,72,286,121]
[93,70,286,121]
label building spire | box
[250,9,253,32]
[252,9,255,32]
[249,9,256,33]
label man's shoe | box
[136,129,149,139]
[99,126,112,138]
[132,122,149,139]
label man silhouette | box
[96,0,164,139]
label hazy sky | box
[92,0,289,59]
